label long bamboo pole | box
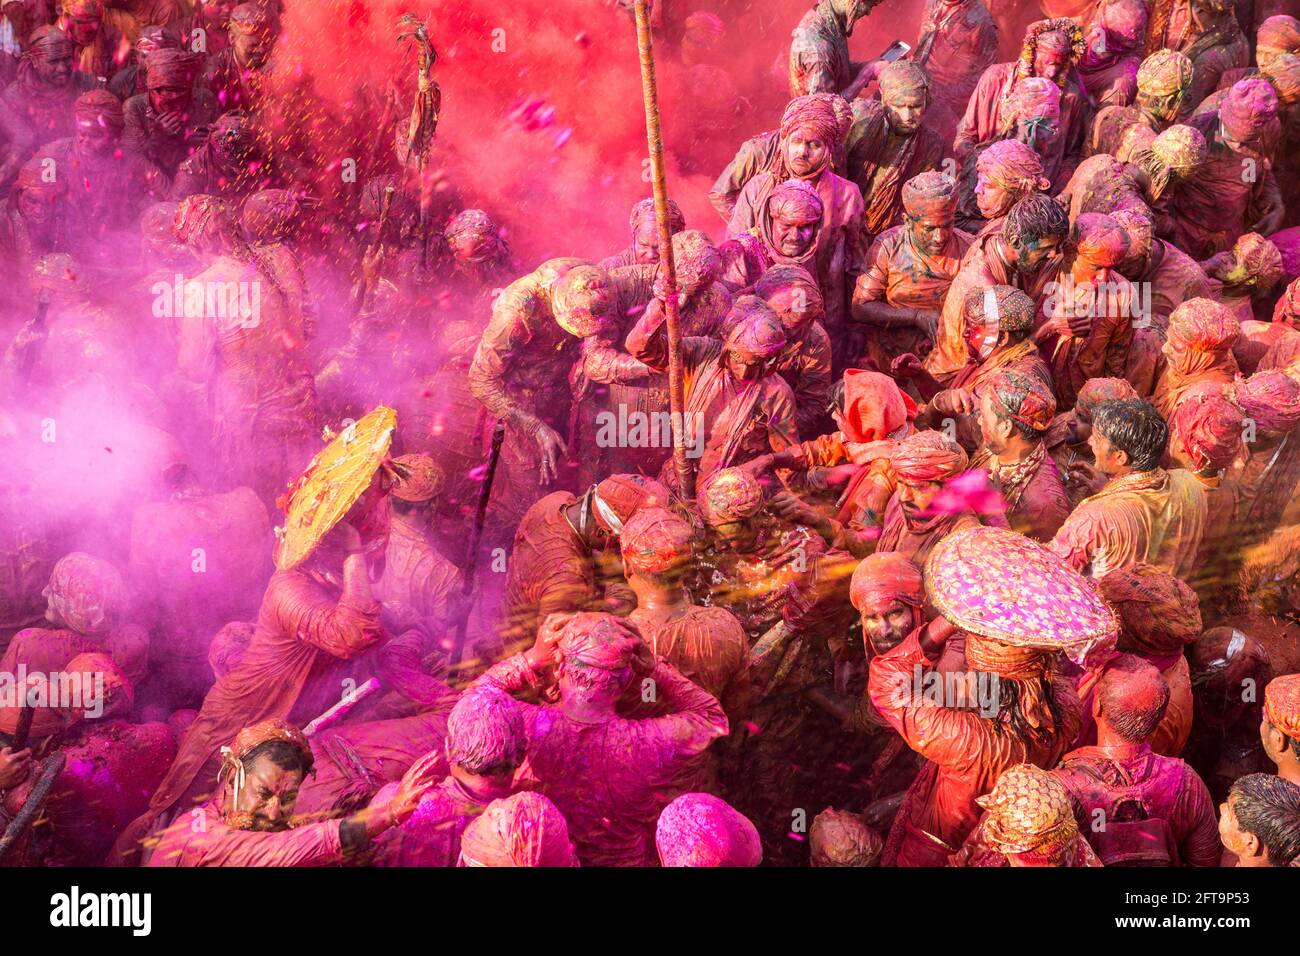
[632,0,694,500]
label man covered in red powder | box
[717,179,823,293]
[1173,77,1285,260]
[1077,0,1148,107]
[499,473,666,660]
[728,94,865,357]
[969,368,1071,542]
[788,0,883,99]
[1153,298,1241,417]
[1088,49,1197,158]
[58,0,125,81]
[202,1,277,115]
[470,612,729,867]
[755,265,832,437]
[869,526,1086,866]
[0,25,94,157]
[170,111,288,201]
[123,48,216,177]
[371,687,525,867]
[1055,655,1221,865]
[599,196,685,270]
[1262,674,1300,787]
[912,0,1000,144]
[877,430,983,567]
[1051,398,1206,579]
[954,18,1091,189]
[145,719,442,866]
[851,171,972,373]
[1147,0,1250,108]
[843,61,945,237]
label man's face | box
[785,129,829,178]
[1073,256,1116,288]
[977,389,1011,453]
[725,347,774,382]
[1033,45,1071,85]
[710,519,755,552]
[897,478,943,527]
[18,187,58,226]
[861,598,915,654]
[884,90,927,137]
[632,220,660,264]
[1009,234,1061,274]
[1088,428,1126,475]
[232,27,275,69]
[231,755,303,831]
[1218,794,1256,862]
[66,14,101,46]
[212,122,256,162]
[963,305,999,360]
[36,51,74,86]
[150,84,193,117]
[767,285,816,335]
[975,170,1016,219]
[75,116,119,157]
[908,210,952,256]
[772,213,818,258]
[1067,412,1093,445]
[841,0,877,32]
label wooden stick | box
[0,752,65,864]
[633,0,694,500]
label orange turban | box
[1098,564,1202,657]
[890,430,968,483]
[620,507,694,576]
[1169,388,1245,473]
[459,792,578,867]
[841,369,917,444]
[1265,673,1300,739]
[849,552,924,614]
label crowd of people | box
[1,0,1300,868]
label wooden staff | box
[449,419,508,672]
[633,0,694,500]
[0,753,65,864]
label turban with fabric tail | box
[1098,565,1203,657]
[723,296,786,359]
[75,90,124,131]
[656,793,763,867]
[1220,78,1280,145]
[555,612,644,671]
[1073,212,1130,268]
[986,368,1057,432]
[45,552,124,637]
[890,430,968,483]
[810,809,883,866]
[841,369,918,444]
[878,61,929,103]
[901,171,958,220]
[629,196,685,233]
[976,139,1051,193]
[145,49,200,89]
[850,552,924,614]
[1265,673,1300,740]
[976,763,1081,858]
[1169,387,1245,473]
[1235,369,1300,437]
[591,473,669,534]
[620,507,694,576]
[390,453,444,502]
[1137,49,1194,98]
[1167,298,1240,354]
[963,283,1037,335]
[698,467,766,526]
[1151,124,1208,176]
[551,265,615,338]
[1259,15,1300,57]
[459,792,578,867]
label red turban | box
[46,552,124,637]
[779,93,850,146]
[841,369,917,444]
[74,90,124,131]
[1258,15,1300,56]
[985,368,1057,432]
[556,613,644,671]
[901,171,958,220]
[698,467,766,526]
[445,687,526,774]
[723,296,786,359]
[890,430,968,483]
[592,474,669,534]
[976,139,1051,193]
[1169,388,1245,473]
[459,792,578,867]
[810,809,883,866]
[1265,673,1300,739]
[1076,377,1138,420]
[1098,565,1202,657]
[1074,212,1130,268]
[1220,78,1280,145]
[656,793,762,867]
[24,26,73,62]
[1236,369,1300,436]
[145,49,200,89]
[1167,298,1240,354]
[620,507,694,576]
[766,178,823,224]
[1004,76,1062,129]
[390,453,444,502]
[849,552,924,614]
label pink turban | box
[754,264,824,329]
[901,171,958,220]
[766,178,823,224]
[659,229,721,297]
[1169,387,1245,473]
[723,296,786,359]
[849,552,924,614]
[629,196,685,233]
[780,93,851,146]
[890,430,969,483]
[445,209,505,262]
[555,613,644,671]
[841,369,917,443]
[656,793,763,867]
[1236,369,1300,436]
[459,792,578,867]
[1074,212,1131,267]
[698,467,766,526]
[976,139,1051,193]
[1220,78,1280,145]
[1167,298,1240,354]
[74,90,124,131]
[24,26,74,62]
[172,194,239,249]
[620,507,694,576]
[1098,565,1202,657]
[46,552,124,637]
